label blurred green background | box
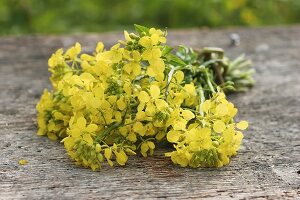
[1,0,300,35]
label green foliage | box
[1,0,299,35]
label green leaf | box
[166,54,187,67]
[162,45,173,56]
[134,24,149,35]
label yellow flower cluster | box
[36,24,250,170]
[165,92,248,167]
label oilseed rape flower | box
[165,92,247,168]
[36,24,252,170]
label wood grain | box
[0,26,299,199]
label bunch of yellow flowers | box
[36,25,252,170]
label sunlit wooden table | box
[0,26,299,199]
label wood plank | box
[0,26,299,199]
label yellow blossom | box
[65,42,81,60]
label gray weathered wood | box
[0,26,300,199]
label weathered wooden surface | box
[0,26,300,199]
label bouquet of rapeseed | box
[36,25,254,170]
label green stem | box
[95,122,122,142]
[201,59,223,68]
[96,105,128,142]
[197,84,205,116]
[165,66,175,101]
[99,110,108,126]
[205,70,216,94]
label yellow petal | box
[83,134,93,145]
[174,71,184,83]
[151,48,162,58]
[142,49,152,60]
[200,127,211,137]
[75,42,81,54]
[127,132,137,142]
[80,54,94,61]
[70,128,81,138]
[146,66,156,77]
[137,102,145,111]
[159,36,166,43]
[138,91,150,103]
[229,107,238,118]
[95,144,102,153]
[111,43,120,50]
[173,119,187,131]
[123,82,132,96]
[139,36,152,48]
[149,60,165,73]
[70,75,83,86]
[154,99,168,111]
[125,148,136,155]
[100,100,111,109]
[96,42,104,52]
[151,34,159,45]
[150,85,160,99]
[104,148,112,160]
[184,84,196,96]
[202,100,211,113]
[149,28,156,34]
[115,150,128,166]
[53,111,64,120]
[140,143,149,157]
[181,110,195,121]
[62,137,75,150]
[147,141,155,149]
[108,95,118,105]
[185,128,198,142]
[80,72,95,83]
[116,97,126,110]
[216,103,229,116]
[124,31,132,41]
[131,63,141,77]
[136,111,146,120]
[19,159,28,165]
[155,131,166,141]
[133,122,145,136]
[85,124,98,133]
[76,117,86,130]
[115,111,122,122]
[123,63,132,74]
[90,97,102,109]
[94,86,105,99]
[167,130,181,143]
[236,121,248,130]
[119,126,128,137]
[145,103,156,116]
[213,120,226,133]
[107,159,114,167]
[132,50,141,61]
